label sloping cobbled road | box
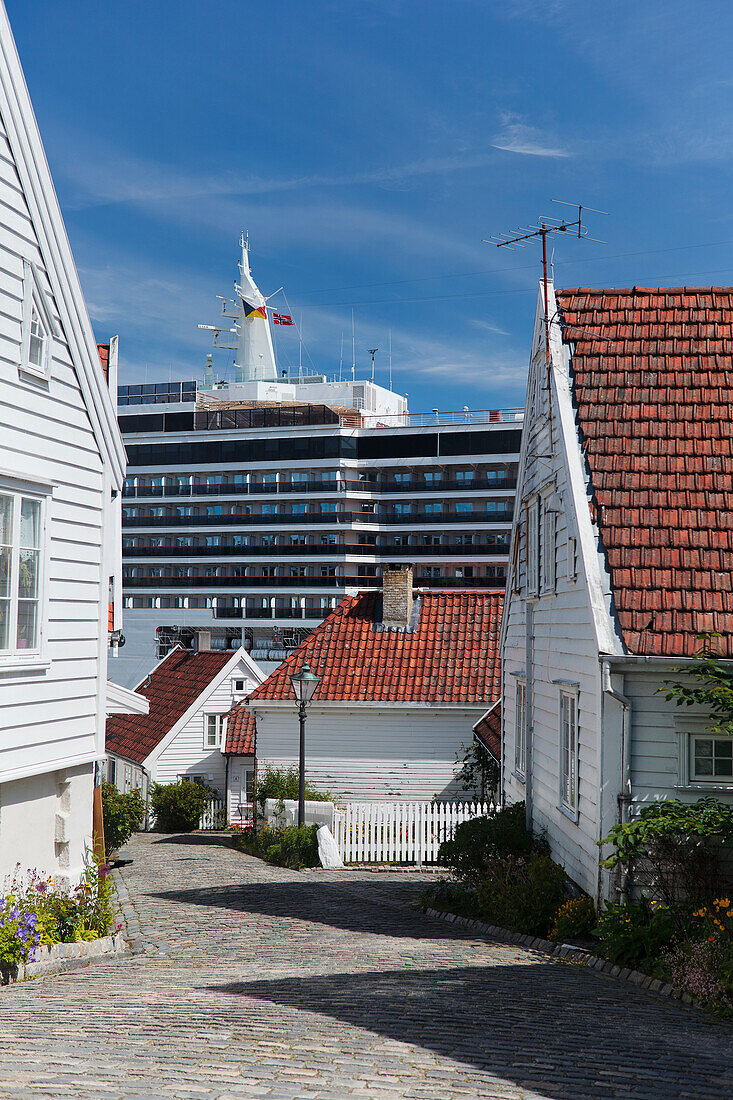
[0,832,731,1100]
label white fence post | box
[334,799,492,865]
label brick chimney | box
[381,564,414,630]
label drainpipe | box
[602,659,632,901]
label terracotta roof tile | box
[224,703,256,755]
[556,286,733,657]
[97,342,109,383]
[105,646,233,763]
[249,590,503,704]
[473,701,501,762]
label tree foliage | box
[101,782,146,853]
[255,765,331,812]
[661,632,733,736]
[455,740,499,802]
[150,778,218,832]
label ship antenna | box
[351,309,356,381]
[389,328,392,390]
[339,332,344,381]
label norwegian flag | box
[272,312,294,326]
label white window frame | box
[0,479,51,672]
[542,503,556,594]
[526,498,539,597]
[232,678,249,694]
[690,735,733,783]
[20,261,57,382]
[559,687,579,818]
[514,679,527,780]
[204,713,226,750]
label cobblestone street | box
[0,832,731,1099]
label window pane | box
[18,548,39,598]
[20,499,41,548]
[16,600,38,649]
[0,597,9,649]
[0,546,10,598]
[694,738,714,777]
[0,495,12,545]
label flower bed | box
[1,856,121,984]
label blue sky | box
[8,0,733,411]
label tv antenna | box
[485,201,608,370]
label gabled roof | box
[249,590,503,704]
[473,701,501,762]
[224,703,256,755]
[105,646,233,763]
[556,286,733,658]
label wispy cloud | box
[491,113,570,158]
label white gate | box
[199,799,227,830]
[333,800,493,864]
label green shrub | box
[420,879,481,921]
[594,898,676,970]
[101,782,146,853]
[232,822,320,869]
[437,802,548,883]
[474,853,567,937]
[150,778,218,832]
[549,896,596,942]
[600,798,733,911]
[255,765,331,811]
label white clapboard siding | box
[253,705,486,803]
[334,801,494,864]
[150,658,257,796]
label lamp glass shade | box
[290,662,320,705]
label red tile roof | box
[224,703,256,755]
[97,342,109,384]
[556,286,733,657]
[248,590,503,704]
[105,646,233,763]
[473,702,501,762]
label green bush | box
[601,798,733,911]
[594,898,676,970]
[437,802,548,883]
[232,822,320,869]
[150,778,218,832]
[255,765,331,812]
[101,782,146,853]
[549,896,596,942]
[420,879,481,921]
[474,853,567,937]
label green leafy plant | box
[594,898,676,970]
[437,802,549,884]
[150,778,219,832]
[101,782,146,853]
[232,822,320,869]
[549,896,596,942]
[454,740,499,803]
[419,879,481,921]
[255,765,331,812]
[600,798,733,911]
[473,852,567,937]
[661,632,733,736]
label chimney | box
[381,564,413,630]
[196,629,211,652]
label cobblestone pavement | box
[1,833,731,1100]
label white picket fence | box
[333,800,494,864]
[199,799,227,830]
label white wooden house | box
[247,566,503,802]
[105,642,264,802]
[501,283,733,903]
[0,4,146,887]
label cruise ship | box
[112,239,523,687]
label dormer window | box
[21,261,56,381]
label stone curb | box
[5,932,128,985]
[419,905,707,1014]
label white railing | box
[333,800,494,864]
[199,799,227,830]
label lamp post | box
[289,662,320,827]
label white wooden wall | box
[148,659,257,796]
[0,115,106,783]
[502,294,609,898]
[252,704,485,802]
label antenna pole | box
[541,223,550,371]
[339,332,344,381]
[368,348,378,382]
[351,309,356,381]
[389,329,392,390]
[299,312,303,372]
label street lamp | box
[289,662,321,826]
